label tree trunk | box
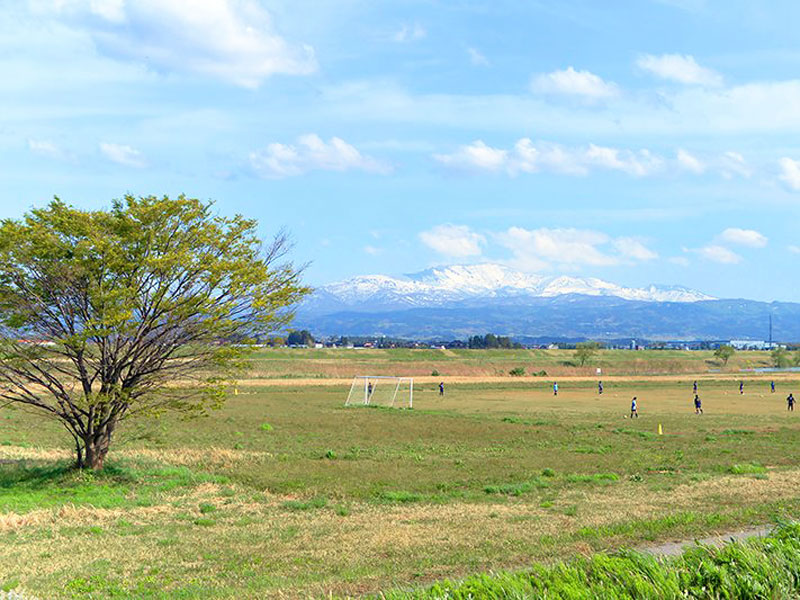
[78,427,114,470]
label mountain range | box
[295,264,799,341]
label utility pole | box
[769,313,773,348]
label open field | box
[1,350,800,598]
[243,347,789,380]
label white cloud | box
[778,157,800,191]
[393,22,426,42]
[720,151,752,178]
[363,245,382,256]
[99,142,147,168]
[249,134,391,178]
[584,144,663,176]
[636,53,722,86]
[531,66,618,99]
[467,47,489,66]
[496,227,655,271]
[434,139,662,177]
[676,148,705,174]
[433,140,508,173]
[788,245,800,254]
[419,224,485,258]
[719,228,768,248]
[37,0,316,88]
[613,237,659,261]
[28,139,73,162]
[697,245,742,264]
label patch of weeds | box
[280,525,300,541]
[705,435,717,442]
[729,463,767,475]
[563,504,578,516]
[323,449,337,460]
[721,429,755,436]
[571,445,611,455]
[1,579,20,592]
[484,478,549,496]
[281,496,328,511]
[199,502,217,514]
[259,423,273,432]
[194,518,216,527]
[334,504,351,516]
[156,538,178,547]
[565,473,619,484]
[508,367,526,377]
[431,369,440,376]
[233,442,244,450]
[541,468,556,478]
[540,500,554,509]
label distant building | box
[729,340,774,350]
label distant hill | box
[296,264,797,341]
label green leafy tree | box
[771,347,791,368]
[574,341,601,366]
[286,329,315,346]
[0,195,308,470]
[714,344,736,366]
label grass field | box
[1,350,800,598]
[243,347,785,379]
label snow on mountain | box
[304,264,714,314]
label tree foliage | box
[574,341,601,366]
[0,195,309,469]
[467,333,518,349]
[286,329,315,346]
[771,347,791,368]
[714,344,736,366]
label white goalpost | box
[345,376,414,408]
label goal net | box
[345,376,414,408]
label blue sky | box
[3,1,800,300]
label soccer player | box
[739,381,744,395]
[630,397,638,418]
[788,393,795,412]
[553,382,558,396]
[367,382,373,399]
[694,394,703,415]
[598,381,603,395]
[439,381,445,396]
[693,380,698,394]
[771,380,776,394]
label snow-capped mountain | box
[303,263,714,314]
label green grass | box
[379,522,800,599]
[0,363,799,598]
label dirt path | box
[638,525,772,557]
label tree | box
[771,347,791,368]
[0,195,308,470]
[286,329,314,346]
[714,344,736,366]
[795,350,800,367]
[575,341,601,366]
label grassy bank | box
[381,521,800,599]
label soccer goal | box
[345,376,414,408]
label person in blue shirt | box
[771,380,776,394]
[693,380,698,394]
[439,381,445,396]
[630,397,639,418]
[553,382,558,396]
[694,394,703,415]
[739,381,744,395]
[788,393,795,412]
[598,381,603,395]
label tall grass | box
[379,522,800,599]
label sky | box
[3,0,800,300]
